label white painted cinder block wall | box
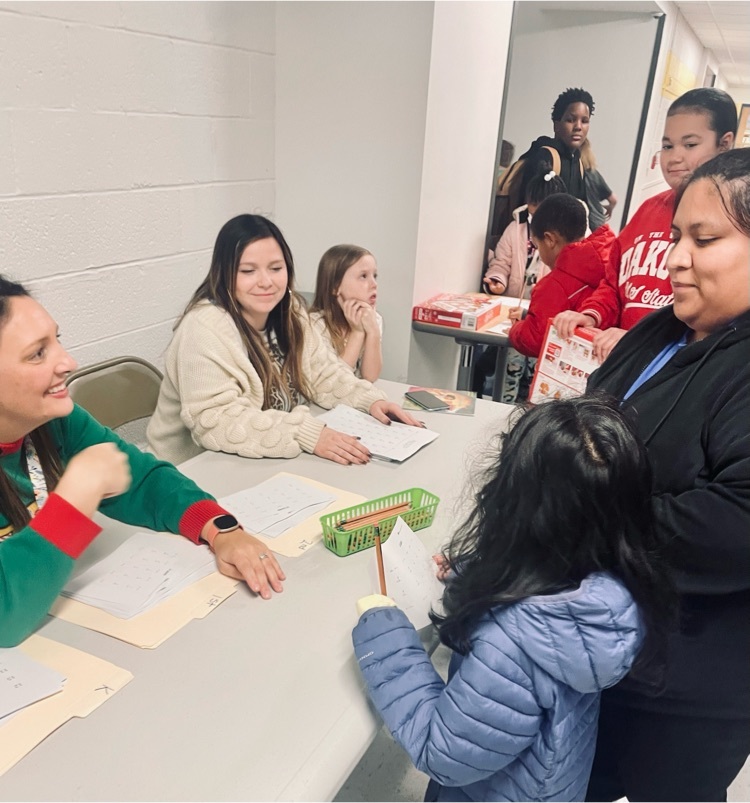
[0,1,276,370]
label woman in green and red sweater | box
[0,276,284,647]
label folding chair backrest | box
[65,356,163,430]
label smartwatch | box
[202,514,241,548]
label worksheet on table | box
[317,406,439,463]
[219,475,335,538]
[0,648,65,723]
[61,533,216,619]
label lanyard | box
[622,332,688,402]
[24,436,50,510]
[0,438,49,540]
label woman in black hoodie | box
[585,149,750,801]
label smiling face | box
[0,296,77,442]
[233,237,288,330]
[336,254,378,307]
[668,178,750,341]
[660,111,733,191]
[553,102,590,151]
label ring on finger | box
[259,553,269,561]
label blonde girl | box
[311,245,382,382]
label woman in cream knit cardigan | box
[148,215,418,466]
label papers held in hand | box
[317,406,439,463]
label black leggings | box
[586,697,750,802]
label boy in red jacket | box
[509,193,614,357]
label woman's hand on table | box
[507,306,523,323]
[553,311,596,340]
[369,400,424,428]
[211,529,286,600]
[314,426,372,465]
[592,327,626,363]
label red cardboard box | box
[412,293,507,331]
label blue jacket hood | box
[496,572,642,693]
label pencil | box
[515,275,529,311]
[338,501,411,530]
[374,525,387,596]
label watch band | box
[202,514,241,549]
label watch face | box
[213,514,240,532]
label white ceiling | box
[675,1,750,87]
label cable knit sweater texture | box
[147,302,386,465]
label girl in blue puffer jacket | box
[352,395,674,802]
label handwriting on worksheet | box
[369,517,444,630]
[220,475,334,538]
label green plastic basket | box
[320,487,440,557]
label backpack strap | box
[497,158,526,196]
[544,143,585,178]
[541,145,562,177]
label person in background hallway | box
[580,141,617,232]
[518,87,596,211]
[585,149,750,802]
[555,87,736,362]
[507,193,614,359]
[476,169,567,402]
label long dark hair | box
[432,395,674,654]
[179,214,313,407]
[0,276,63,532]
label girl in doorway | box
[352,395,674,802]
[483,168,567,298]
[310,244,382,382]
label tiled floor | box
[335,644,750,802]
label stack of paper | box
[61,533,216,619]
[317,406,439,463]
[0,649,66,724]
[220,475,335,538]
